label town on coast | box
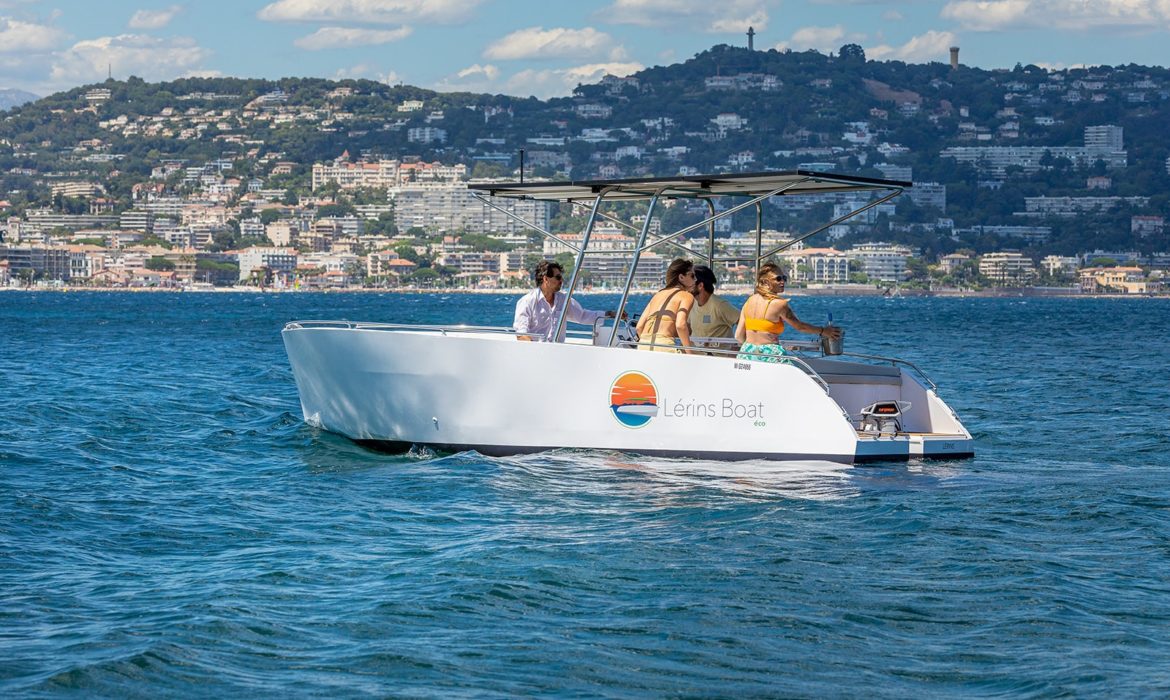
[3,43,1170,297]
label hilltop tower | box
[949,46,960,69]
[747,26,755,51]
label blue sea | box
[3,291,1169,697]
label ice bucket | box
[820,327,844,355]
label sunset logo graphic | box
[609,371,659,428]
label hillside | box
[2,44,1169,258]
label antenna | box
[108,63,112,80]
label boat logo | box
[609,371,659,428]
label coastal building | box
[366,250,413,279]
[265,221,299,247]
[1018,196,1148,217]
[238,246,297,282]
[407,127,447,144]
[437,252,504,276]
[24,210,119,233]
[939,253,971,274]
[704,73,780,91]
[119,210,154,233]
[979,251,1038,286]
[941,125,1128,177]
[0,245,73,280]
[392,183,549,235]
[1083,125,1124,151]
[1079,266,1147,294]
[1080,249,1143,266]
[50,181,106,199]
[906,182,946,211]
[1041,255,1078,276]
[776,247,850,284]
[1131,216,1165,238]
[846,242,914,282]
[954,224,1051,244]
[311,156,400,190]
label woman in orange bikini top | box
[735,262,841,363]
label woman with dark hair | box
[735,262,841,363]
[635,258,698,354]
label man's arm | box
[513,294,535,341]
[567,297,606,326]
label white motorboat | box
[283,171,973,464]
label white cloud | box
[333,64,402,83]
[941,0,1170,32]
[866,29,957,62]
[484,26,626,61]
[504,62,643,98]
[602,0,774,33]
[457,63,499,80]
[774,25,866,52]
[129,5,183,29]
[0,17,68,52]
[433,61,643,98]
[49,34,212,86]
[294,25,412,50]
[258,0,483,25]
[432,63,501,93]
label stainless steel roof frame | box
[467,170,910,344]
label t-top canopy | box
[467,170,911,202]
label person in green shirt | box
[689,265,740,355]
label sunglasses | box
[547,274,563,281]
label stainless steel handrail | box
[284,320,553,337]
[602,328,831,392]
[836,351,938,391]
[287,319,832,392]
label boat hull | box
[282,326,973,464]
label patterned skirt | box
[736,342,788,363]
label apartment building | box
[777,247,850,283]
[238,247,298,281]
[311,158,400,190]
[846,242,915,282]
[979,251,1038,286]
[393,183,550,235]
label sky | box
[3,0,1170,99]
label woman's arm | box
[779,302,841,339]
[734,299,748,344]
[635,293,653,337]
[676,294,697,353]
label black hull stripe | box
[354,440,975,464]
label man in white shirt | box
[514,260,616,342]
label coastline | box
[2,285,1166,299]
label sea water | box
[2,291,1169,696]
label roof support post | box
[554,187,612,342]
[610,188,666,346]
[755,201,764,280]
[706,199,717,268]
